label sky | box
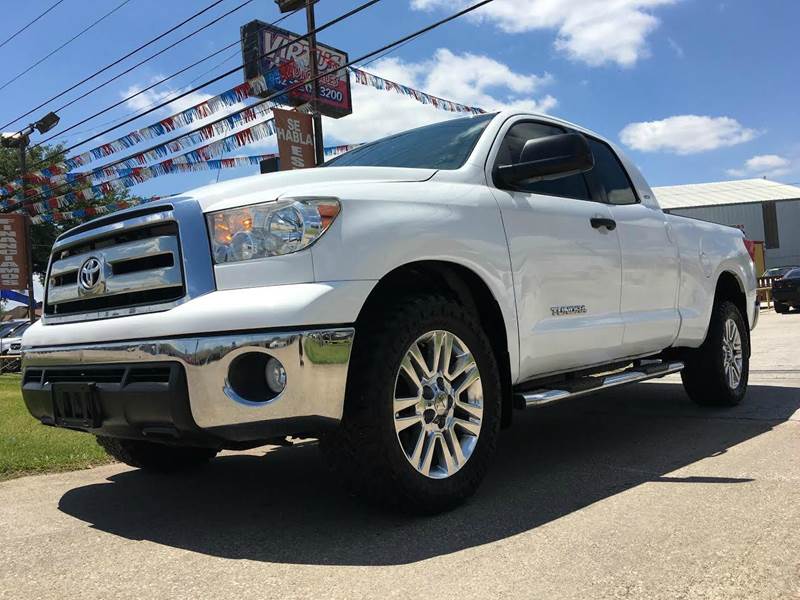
[0,0,798,204]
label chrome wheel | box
[393,330,483,479]
[722,318,743,389]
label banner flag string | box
[3,66,483,198]
[0,75,271,196]
[0,110,277,208]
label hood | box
[185,166,436,212]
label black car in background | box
[773,268,800,313]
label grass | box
[0,374,114,482]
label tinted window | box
[785,269,800,279]
[325,113,495,170]
[587,139,638,205]
[495,122,591,200]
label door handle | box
[590,217,617,231]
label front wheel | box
[681,300,749,406]
[322,294,502,514]
[774,301,789,314]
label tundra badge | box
[550,305,587,317]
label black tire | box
[321,293,502,514]
[774,301,788,314]
[96,436,218,472]
[681,300,749,407]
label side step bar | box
[514,361,685,408]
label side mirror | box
[495,133,594,188]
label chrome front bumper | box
[22,327,354,440]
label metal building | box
[653,178,800,269]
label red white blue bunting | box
[21,118,279,215]
[0,75,271,196]
[348,67,484,115]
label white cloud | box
[727,154,792,178]
[619,115,759,155]
[121,77,215,117]
[411,0,676,67]
[323,48,556,144]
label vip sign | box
[240,21,352,119]
[0,214,30,290]
[273,108,316,170]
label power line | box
[48,48,243,144]
[6,0,496,214]
[0,0,67,51]
[44,0,256,125]
[23,0,382,173]
[0,0,229,131]
[0,0,133,94]
[38,7,301,148]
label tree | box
[0,143,129,279]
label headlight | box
[207,197,340,264]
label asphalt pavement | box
[1,310,798,599]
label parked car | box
[20,111,757,512]
[1,321,33,355]
[773,268,800,313]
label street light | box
[0,111,60,323]
[274,0,311,12]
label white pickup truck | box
[22,111,757,512]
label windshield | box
[0,322,22,336]
[325,113,496,170]
[9,322,31,337]
[785,269,800,279]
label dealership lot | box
[1,311,798,600]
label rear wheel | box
[774,301,789,314]
[322,294,502,514]
[97,436,218,472]
[681,300,749,406]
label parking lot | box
[1,310,798,599]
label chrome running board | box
[514,360,685,408]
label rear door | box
[585,138,681,355]
[488,119,625,381]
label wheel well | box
[715,271,748,329]
[357,261,514,428]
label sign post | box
[0,213,34,322]
[304,1,325,166]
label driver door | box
[489,120,625,381]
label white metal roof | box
[652,178,800,210]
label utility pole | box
[305,0,325,166]
[19,144,35,323]
[274,0,325,166]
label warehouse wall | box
[667,200,800,269]
[774,200,800,266]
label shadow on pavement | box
[58,381,799,566]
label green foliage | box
[0,374,113,481]
[0,144,129,276]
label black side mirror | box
[495,133,594,188]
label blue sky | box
[0,0,797,202]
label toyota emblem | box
[78,257,103,291]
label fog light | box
[265,357,287,394]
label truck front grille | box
[45,208,186,320]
